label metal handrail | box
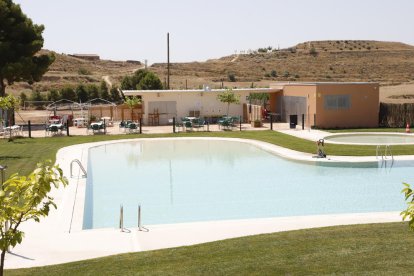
[376,145,394,160]
[70,159,87,178]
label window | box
[324,95,351,110]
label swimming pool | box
[324,133,414,145]
[83,138,412,229]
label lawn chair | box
[184,120,193,132]
[127,122,138,134]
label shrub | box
[227,72,236,82]
[78,68,91,75]
[270,70,277,77]
[283,71,290,78]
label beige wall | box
[315,83,379,128]
[133,91,250,124]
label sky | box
[13,0,414,64]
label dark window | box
[324,95,351,110]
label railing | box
[119,204,149,232]
[376,145,394,160]
[70,159,87,178]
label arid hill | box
[7,40,414,97]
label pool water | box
[324,133,414,145]
[83,139,412,229]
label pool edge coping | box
[5,137,411,269]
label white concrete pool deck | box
[5,133,410,269]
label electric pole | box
[167,32,170,90]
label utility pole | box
[167,32,170,90]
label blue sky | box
[14,0,414,63]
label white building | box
[122,88,279,125]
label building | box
[122,88,278,125]
[123,82,379,128]
[69,54,100,61]
[269,82,379,128]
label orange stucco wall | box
[315,83,379,128]
[269,83,379,128]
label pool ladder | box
[376,145,393,160]
[70,159,87,178]
[119,204,149,232]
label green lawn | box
[3,130,414,177]
[6,222,414,275]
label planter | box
[251,121,262,128]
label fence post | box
[270,115,273,130]
[139,117,142,134]
[173,117,176,133]
[28,120,32,138]
[302,114,305,130]
[239,116,242,131]
[66,120,70,136]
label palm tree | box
[217,88,240,117]
[124,96,141,121]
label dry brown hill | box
[151,40,414,89]
[7,40,414,95]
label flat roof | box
[123,87,282,95]
[271,81,378,86]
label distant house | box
[69,54,100,61]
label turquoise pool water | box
[324,133,414,145]
[83,139,412,229]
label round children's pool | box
[324,133,414,145]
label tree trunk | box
[0,78,5,97]
[0,249,6,276]
[226,103,230,117]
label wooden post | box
[28,120,32,138]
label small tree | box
[124,96,141,121]
[217,88,240,117]
[401,183,414,230]
[100,81,110,101]
[0,160,68,276]
[0,95,20,128]
[136,72,163,90]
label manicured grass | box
[3,130,414,177]
[6,222,414,275]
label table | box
[90,122,105,134]
[4,125,22,137]
[48,123,63,135]
[73,118,87,128]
